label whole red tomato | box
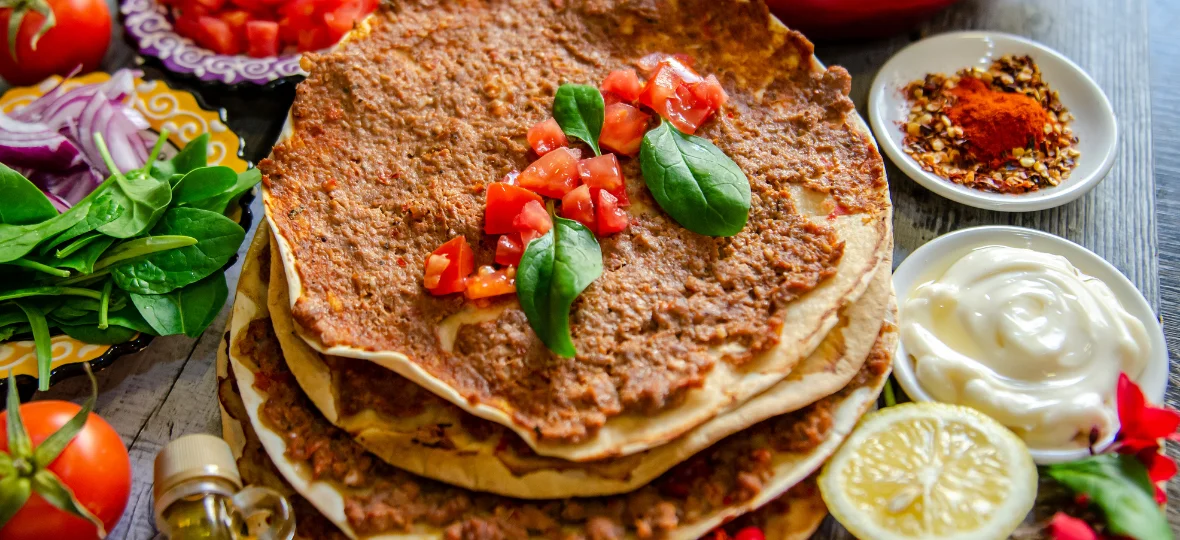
[0,401,132,540]
[0,0,112,86]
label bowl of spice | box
[869,32,1117,211]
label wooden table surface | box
[14,0,1174,537]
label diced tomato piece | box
[219,9,249,34]
[495,234,524,266]
[577,154,624,191]
[561,185,596,233]
[664,84,713,134]
[599,103,650,157]
[689,74,728,110]
[196,16,239,55]
[636,52,696,74]
[190,0,227,11]
[517,147,581,198]
[423,236,474,295]
[246,20,280,58]
[323,0,369,40]
[464,266,516,300]
[732,527,765,540]
[512,200,552,237]
[602,69,643,103]
[527,118,569,156]
[595,189,628,235]
[485,183,543,234]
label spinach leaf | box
[111,208,244,295]
[0,287,102,302]
[189,169,261,215]
[0,306,27,328]
[639,121,750,237]
[51,236,116,274]
[151,134,209,183]
[90,235,197,274]
[49,305,154,336]
[1045,453,1170,540]
[0,197,94,263]
[130,273,228,338]
[516,216,602,357]
[171,166,237,207]
[13,301,52,390]
[0,164,59,225]
[553,84,605,156]
[58,324,139,345]
[95,169,172,239]
[6,259,70,278]
[38,192,123,255]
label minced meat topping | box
[260,0,884,442]
[237,315,888,539]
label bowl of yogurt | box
[891,226,1168,464]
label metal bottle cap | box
[153,434,242,505]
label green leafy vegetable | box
[1045,453,1170,540]
[516,215,603,357]
[552,84,605,156]
[14,301,52,390]
[171,166,237,207]
[51,236,116,274]
[0,197,94,263]
[57,324,139,345]
[639,121,750,237]
[93,170,172,239]
[111,208,244,295]
[130,273,228,338]
[7,258,69,278]
[0,163,59,225]
[190,168,261,215]
[38,192,122,255]
[89,235,197,274]
[150,133,209,183]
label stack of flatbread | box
[216,1,896,538]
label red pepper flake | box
[396,257,407,268]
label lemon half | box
[819,402,1036,540]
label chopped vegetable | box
[423,236,474,295]
[561,184,596,233]
[527,118,569,156]
[599,103,650,157]
[602,69,643,104]
[464,266,515,299]
[484,182,543,234]
[595,189,628,235]
[517,147,581,198]
[494,233,524,266]
[638,56,724,134]
[577,153,629,205]
[162,0,377,57]
[0,0,112,86]
[512,200,552,238]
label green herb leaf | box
[5,372,30,457]
[130,273,228,338]
[552,84,605,156]
[516,216,602,357]
[38,192,123,255]
[111,208,244,295]
[33,365,97,469]
[0,197,94,263]
[1045,453,1171,540]
[90,235,198,274]
[639,121,750,237]
[31,469,106,537]
[151,134,209,183]
[190,168,261,215]
[0,474,31,530]
[0,164,59,225]
[171,166,237,207]
[94,170,172,239]
[52,236,116,275]
[14,301,52,390]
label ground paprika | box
[945,77,1048,166]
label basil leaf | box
[151,133,209,183]
[96,170,173,239]
[111,208,244,295]
[1045,453,1170,540]
[171,166,237,207]
[516,216,602,357]
[553,84,604,156]
[639,121,750,237]
[130,273,228,338]
[0,163,58,225]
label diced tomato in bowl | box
[168,0,377,58]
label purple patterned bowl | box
[120,0,306,85]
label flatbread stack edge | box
[227,0,898,536]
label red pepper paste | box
[946,77,1048,166]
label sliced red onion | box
[0,115,83,171]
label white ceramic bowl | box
[891,226,1168,464]
[869,32,1118,212]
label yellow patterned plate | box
[0,72,250,393]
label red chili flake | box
[322,177,338,191]
[396,258,407,268]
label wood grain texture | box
[13,0,1167,538]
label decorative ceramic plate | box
[0,72,251,396]
[121,0,305,85]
